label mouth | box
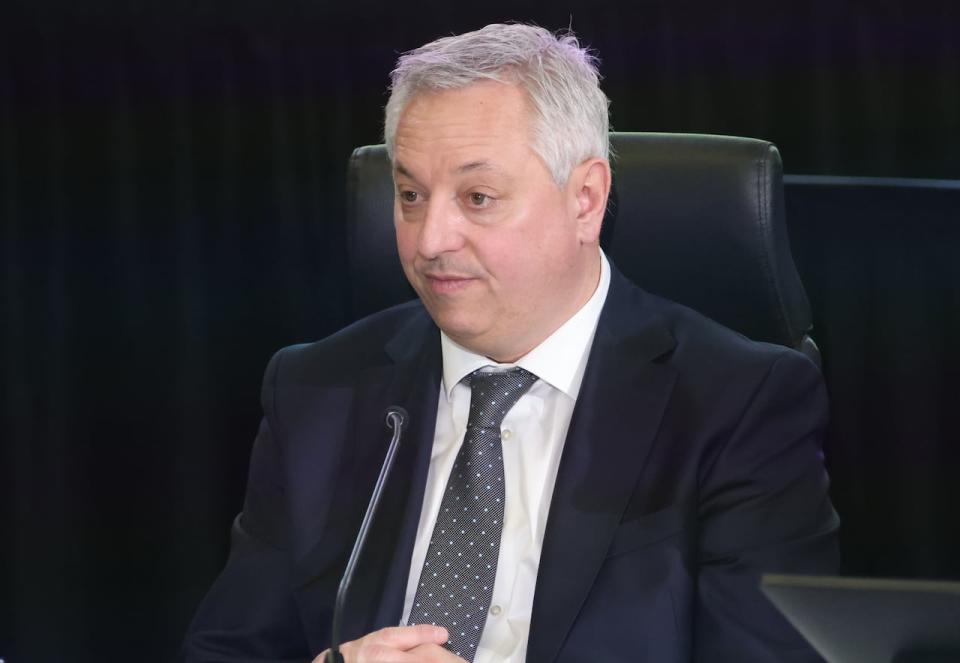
[423,274,478,295]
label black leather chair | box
[345,132,818,363]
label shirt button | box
[501,429,512,440]
[489,604,502,616]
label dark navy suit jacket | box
[185,265,839,662]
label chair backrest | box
[346,132,818,361]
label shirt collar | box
[440,250,611,400]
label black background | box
[2,0,958,660]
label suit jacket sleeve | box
[693,350,839,662]
[183,348,314,663]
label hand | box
[312,624,467,662]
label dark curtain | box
[1,1,958,660]
[785,180,960,578]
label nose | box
[415,195,465,260]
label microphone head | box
[384,405,409,430]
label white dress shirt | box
[401,251,611,662]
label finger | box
[372,624,449,649]
[343,640,418,663]
[336,625,451,663]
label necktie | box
[408,367,538,661]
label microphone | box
[326,406,409,663]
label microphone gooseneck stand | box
[326,406,409,663]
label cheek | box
[483,240,549,300]
[512,210,579,271]
[483,211,570,284]
[394,219,416,266]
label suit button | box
[489,604,502,616]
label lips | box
[423,274,477,295]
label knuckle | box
[376,625,404,645]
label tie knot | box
[465,367,538,429]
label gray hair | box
[384,23,610,186]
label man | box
[185,24,838,662]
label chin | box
[436,319,481,343]
[434,316,487,349]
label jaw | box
[429,304,543,364]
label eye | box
[398,189,420,204]
[467,192,491,207]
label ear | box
[568,157,612,245]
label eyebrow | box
[393,160,419,184]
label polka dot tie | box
[408,367,538,661]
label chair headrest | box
[603,132,812,349]
[346,132,813,353]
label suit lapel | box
[293,308,442,643]
[527,270,678,663]
[340,311,443,640]
[364,315,443,632]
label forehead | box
[393,81,536,174]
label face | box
[393,80,608,362]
